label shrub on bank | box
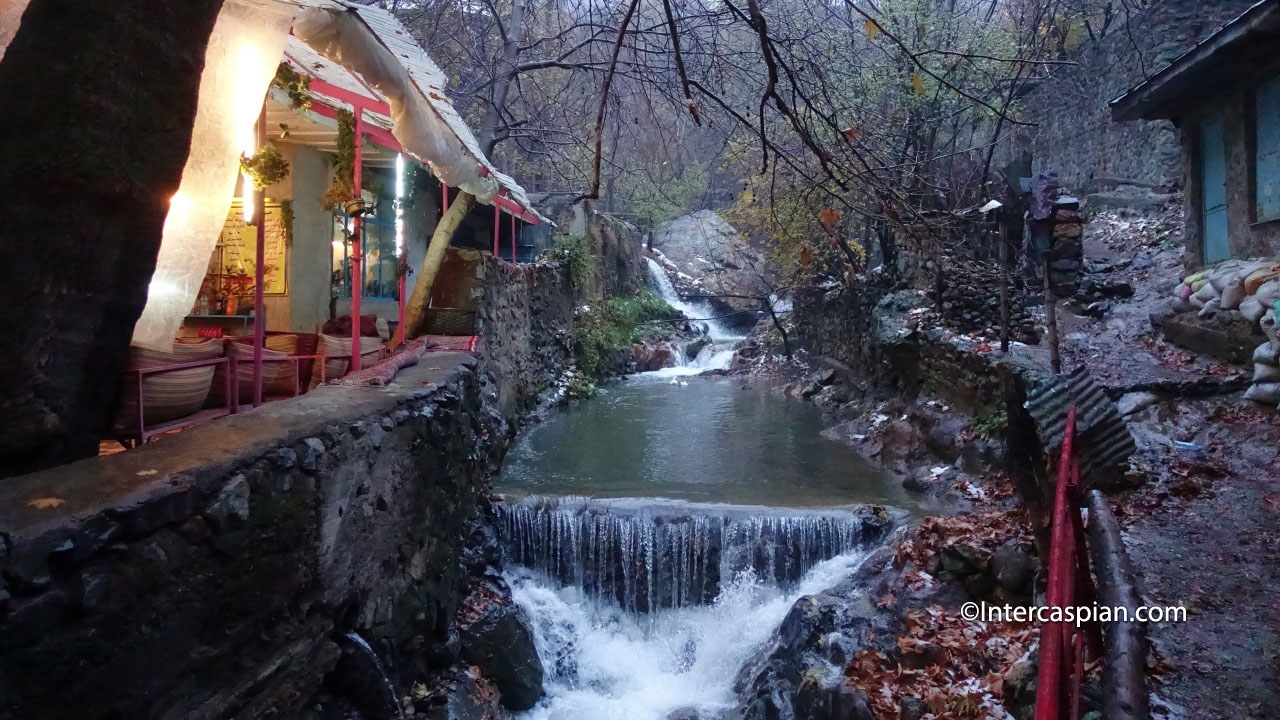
[572,291,681,379]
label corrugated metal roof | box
[1025,366,1137,485]
[340,2,548,223]
[283,36,394,133]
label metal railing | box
[118,345,389,445]
[1035,405,1104,720]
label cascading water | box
[645,257,740,342]
[495,497,895,719]
[644,257,743,377]
[508,549,879,720]
[497,496,891,613]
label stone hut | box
[1111,0,1280,267]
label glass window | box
[330,198,400,300]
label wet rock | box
[899,640,946,669]
[1082,301,1112,318]
[205,474,250,531]
[1116,391,1160,417]
[458,577,544,711]
[423,668,505,720]
[735,549,902,720]
[991,540,1036,595]
[879,420,925,463]
[899,696,928,720]
[685,338,711,359]
[665,707,703,720]
[935,542,990,578]
[923,415,969,463]
[794,673,875,720]
[329,633,402,720]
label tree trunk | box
[477,0,525,156]
[1085,489,1151,720]
[0,0,224,477]
[403,192,478,337]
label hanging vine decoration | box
[279,199,295,248]
[321,108,357,210]
[272,63,312,111]
[240,143,290,190]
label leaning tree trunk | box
[403,192,478,338]
[0,0,224,477]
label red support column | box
[510,209,516,263]
[492,198,500,257]
[350,113,365,374]
[252,103,267,408]
[441,183,449,213]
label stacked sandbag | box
[1171,260,1280,321]
[1247,301,1280,405]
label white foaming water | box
[638,344,736,379]
[509,549,871,720]
[645,258,743,343]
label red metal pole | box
[492,198,500,257]
[510,209,516,263]
[350,112,365,374]
[441,183,449,214]
[1035,405,1077,720]
[252,103,267,408]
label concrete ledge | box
[1151,309,1259,365]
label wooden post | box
[999,221,1010,353]
[1045,249,1061,374]
[252,103,267,408]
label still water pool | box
[495,374,915,509]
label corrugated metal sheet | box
[1025,366,1137,484]
[344,2,549,223]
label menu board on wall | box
[221,201,287,295]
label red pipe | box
[252,103,267,408]
[1035,405,1077,720]
[441,183,449,213]
[350,114,365,374]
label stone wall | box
[0,356,502,720]
[479,253,576,418]
[1007,0,1257,194]
[792,284,1025,416]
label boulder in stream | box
[457,574,544,711]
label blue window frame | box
[1256,75,1280,223]
[332,200,399,300]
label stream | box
[487,262,917,720]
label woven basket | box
[115,339,223,430]
[312,335,384,387]
[423,308,477,336]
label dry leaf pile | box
[846,479,1039,720]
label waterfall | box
[509,550,880,720]
[495,496,891,613]
[645,257,742,343]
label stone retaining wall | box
[0,356,503,720]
